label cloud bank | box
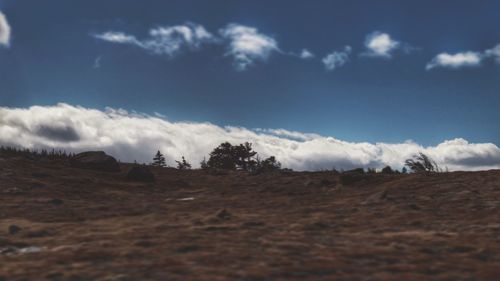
[219,24,279,71]
[1,104,499,171]
[322,46,352,71]
[0,11,11,47]
[94,23,214,58]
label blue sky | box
[0,0,500,170]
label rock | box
[8,225,21,235]
[70,151,120,172]
[49,199,64,206]
[126,166,155,183]
[216,209,231,220]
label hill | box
[1,152,500,280]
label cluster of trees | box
[151,150,192,170]
[151,142,281,173]
[151,142,443,174]
[0,146,74,159]
[1,143,442,175]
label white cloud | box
[322,46,351,71]
[94,32,140,45]
[1,103,499,171]
[299,49,315,59]
[94,23,215,58]
[93,56,102,69]
[485,44,500,63]
[0,11,11,47]
[219,24,279,71]
[426,51,483,70]
[363,32,400,58]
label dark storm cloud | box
[36,125,80,142]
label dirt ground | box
[1,154,500,281]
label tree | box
[176,156,192,170]
[256,156,281,173]
[152,150,166,167]
[401,167,408,174]
[200,157,208,170]
[405,152,439,173]
[207,142,237,170]
[234,142,257,171]
[206,142,258,171]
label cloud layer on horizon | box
[1,103,499,172]
[0,11,11,47]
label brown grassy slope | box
[0,154,500,281]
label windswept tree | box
[152,150,166,167]
[176,156,192,170]
[405,152,440,173]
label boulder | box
[70,151,120,172]
[126,166,155,183]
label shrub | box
[200,157,209,170]
[254,156,281,173]
[339,168,368,185]
[176,156,192,170]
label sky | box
[1,0,500,170]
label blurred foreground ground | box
[1,154,500,281]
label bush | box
[339,168,368,185]
[176,156,192,170]
[254,156,281,173]
[405,153,440,173]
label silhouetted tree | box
[234,142,258,171]
[152,150,166,167]
[401,167,408,174]
[207,142,237,169]
[200,157,208,170]
[256,156,281,173]
[206,142,259,171]
[176,156,192,170]
[405,152,439,173]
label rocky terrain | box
[1,152,500,281]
